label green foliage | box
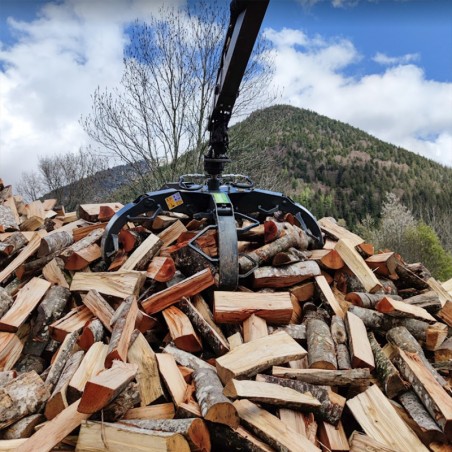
[356,193,452,281]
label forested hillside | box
[228,104,452,228]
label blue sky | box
[1,0,451,188]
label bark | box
[15,250,60,280]
[0,371,50,429]
[268,324,306,342]
[92,382,140,422]
[0,232,27,257]
[37,231,73,257]
[0,287,14,318]
[163,343,215,371]
[386,326,447,388]
[193,367,239,428]
[0,370,16,387]
[14,354,45,374]
[2,414,46,439]
[0,205,19,232]
[77,318,104,351]
[336,344,352,370]
[238,226,309,274]
[368,331,407,398]
[256,374,345,425]
[404,291,442,313]
[331,315,347,345]
[307,318,337,370]
[345,292,402,309]
[399,391,443,439]
[121,418,211,452]
[178,298,229,356]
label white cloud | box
[264,27,452,167]
[0,0,183,188]
[373,52,420,66]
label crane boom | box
[205,0,269,184]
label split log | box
[399,391,444,442]
[346,384,428,451]
[72,223,106,242]
[386,326,447,388]
[395,262,429,291]
[404,291,442,313]
[0,231,45,284]
[156,353,188,406]
[127,332,164,406]
[59,228,103,266]
[335,239,383,293]
[68,342,109,399]
[163,305,203,353]
[213,291,293,324]
[227,332,243,350]
[307,318,337,370]
[0,371,50,430]
[44,350,84,420]
[233,399,320,452]
[121,418,211,452]
[0,333,24,371]
[392,348,452,440]
[105,297,138,368]
[49,305,93,342]
[158,220,187,247]
[435,337,452,363]
[176,399,203,419]
[207,423,274,452]
[77,319,104,350]
[215,331,307,384]
[427,277,451,307]
[81,289,115,332]
[345,292,402,309]
[437,301,452,328]
[238,225,309,274]
[252,260,320,289]
[318,217,364,246]
[2,414,46,440]
[45,331,79,390]
[41,258,68,288]
[224,378,321,411]
[78,202,123,222]
[348,431,396,452]
[163,343,215,371]
[318,420,350,452]
[272,367,371,387]
[70,270,146,299]
[365,252,399,278]
[15,250,60,280]
[64,243,101,270]
[376,297,436,323]
[310,248,344,270]
[243,314,268,343]
[256,374,345,425]
[290,281,315,302]
[315,275,345,318]
[192,367,238,428]
[76,421,190,452]
[0,277,50,333]
[93,381,140,422]
[146,256,176,282]
[367,332,407,398]
[37,231,73,257]
[31,285,71,339]
[0,288,14,318]
[121,233,163,271]
[77,361,137,414]
[0,232,27,257]
[278,408,310,441]
[345,311,375,370]
[268,323,306,341]
[16,400,91,452]
[348,305,447,351]
[178,298,229,355]
[142,268,215,315]
[123,403,175,421]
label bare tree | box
[17,149,109,210]
[82,0,275,195]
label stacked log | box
[0,182,451,451]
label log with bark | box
[306,317,337,370]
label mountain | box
[228,104,452,228]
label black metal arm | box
[205,0,269,184]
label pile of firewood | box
[0,178,451,451]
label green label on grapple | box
[212,192,230,204]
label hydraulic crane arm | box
[205,0,269,182]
